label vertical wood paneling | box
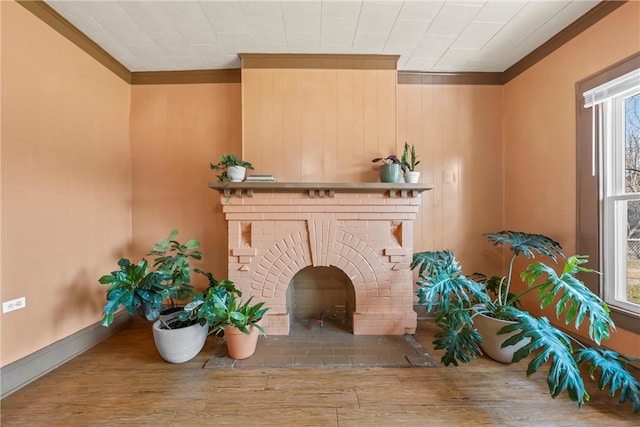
[377,70,397,154]
[271,71,284,181]
[337,72,355,181]
[130,83,242,281]
[242,63,396,183]
[352,72,367,181]
[241,68,260,166]
[1,1,131,365]
[397,83,504,275]
[282,69,301,182]
[362,70,380,171]
[259,69,274,176]
[323,71,338,181]
[301,70,324,181]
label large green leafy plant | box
[411,230,640,412]
[99,230,201,328]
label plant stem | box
[500,253,517,306]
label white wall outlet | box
[3,297,26,313]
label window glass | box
[625,94,640,305]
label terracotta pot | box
[472,305,530,364]
[224,324,261,359]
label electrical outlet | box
[2,297,26,313]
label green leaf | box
[98,274,115,284]
[575,348,640,413]
[485,231,564,262]
[521,255,614,344]
[499,309,588,407]
[185,239,200,249]
[416,267,490,314]
[411,250,460,278]
[433,321,483,366]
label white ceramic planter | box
[404,171,420,183]
[472,305,529,364]
[152,312,208,363]
[227,166,246,182]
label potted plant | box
[410,230,640,412]
[401,142,421,183]
[372,154,403,183]
[210,153,254,182]
[147,229,201,315]
[188,289,269,360]
[99,230,210,363]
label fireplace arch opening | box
[287,265,355,332]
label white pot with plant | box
[99,230,237,364]
[410,230,640,412]
[401,142,421,183]
[210,154,254,182]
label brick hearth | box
[211,183,430,335]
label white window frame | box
[593,75,640,315]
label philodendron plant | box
[410,230,640,412]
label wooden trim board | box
[17,0,131,83]
[0,312,131,399]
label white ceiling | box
[45,0,600,73]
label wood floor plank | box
[1,318,638,426]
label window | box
[578,54,640,330]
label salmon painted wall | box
[129,84,242,284]
[1,2,132,365]
[242,60,504,274]
[242,58,397,183]
[397,83,504,274]
[504,1,640,357]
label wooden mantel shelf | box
[209,182,433,198]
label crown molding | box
[131,69,241,85]
[17,0,132,84]
[240,53,399,70]
[398,71,503,86]
[503,1,627,83]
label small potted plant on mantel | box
[372,154,403,183]
[210,154,254,182]
[401,142,421,183]
[410,230,640,412]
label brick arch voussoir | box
[330,232,389,297]
[253,236,312,299]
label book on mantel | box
[245,174,277,182]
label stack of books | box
[245,174,277,182]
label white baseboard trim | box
[0,312,131,399]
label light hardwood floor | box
[1,319,638,426]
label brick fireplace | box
[211,183,430,335]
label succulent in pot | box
[401,142,421,183]
[410,230,640,412]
